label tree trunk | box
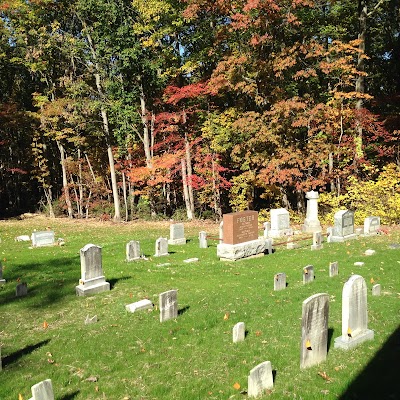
[181,158,193,220]
[57,141,73,218]
[43,186,55,218]
[184,131,195,217]
[211,156,222,219]
[122,171,128,221]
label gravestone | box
[159,289,178,322]
[269,208,292,238]
[31,231,55,247]
[311,231,323,251]
[274,273,286,291]
[302,190,322,233]
[199,231,208,248]
[75,244,110,296]
[248,361,274,398]
[84,315,98,324]
[154,237,169,257]
[303,265,314,284]
[372,283,381,296]
[329,261,339,277]
[264,238,273,255]
[364,216,380,235]
[29,379,54,400]
[126,240,141,262]
[263,222,271,238]
[168,223,186,245]
[126,299,153,313]
[286,236,298,250]
[233,322,245,343]
[217,211,267,261]
[330,210,357,242]
[0,262,5,284]
[334,275,374,350]
[300,293,329,369]
[16,282,28,297]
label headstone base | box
[76,277,110,296]
[269,228,293,238]
[301,222,322,233]
[334,329,374,350]
[217,238,266,261]
[329,234,357,243]
[168,238,186,245]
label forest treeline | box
[0,0,399,221]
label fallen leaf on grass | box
[18,394,23,400]
[233,382,241,390]
[43,321,49,329]
[318,371,332,382]
[255,330,262,337]
[223,313,230,320]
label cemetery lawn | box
[0,217,399,400]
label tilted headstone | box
[29,379,54,400]
[302,190,322,233]
[372,283,381,296]
[75,244,110,296]
[16,282,28,297]
[334,275,374,350]
[248,361,274,398]
[329,261,339,277]
[126,299,153,313]
[168,223,186,245]
[159,289,178,322]
[364,216,380,235]
[269,208,292,238]
[300,293,329,369]
[199,231,208,248]
[154,237,169,257]
[274,272,286,291]
[330,210,357,242]
[31,231,55,247]
[311,231,323,251]
[0,262,5,284]
[126,240,141,261]
[303,265,314,284]
[233,322,245,343]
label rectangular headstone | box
[372,284,381,296]
[300,293,329,369]
[330,210,357,242]
[329,261,339,277]
[311,231,323,251]
[248,361,274,398]
[31,231,55,247]
[274,273,286,291]
[30,379,54,400]
[168,223,186,245]
[126,240,141,261]
[199,231,208,248]
[334,275,374,350]
[16,282,28,297]
[303,265,314,284]
[364,217,380,235]
[125,299,153,313]
[269,208,292,238]
[233,322,245,343]
[263,222,270,238]
[154,237,169,257]
[75,244,110,296]
[0,262,5,284]
[222,211,258,245]
[159,289,178,322]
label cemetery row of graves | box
[0,197,398,399]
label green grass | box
[0,217,399,400]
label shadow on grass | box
[339,325,400,400]
[108,276,131,290]
[60,391,80,400]
[178,305,190,316]
[327,327,335,352]
[2,339,50,368]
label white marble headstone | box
[168,223,186,245]
[159,289,178,322]
[30,379,54,400]
[248,361,274,397]
[126,240,141,261]
[154,237,169,257]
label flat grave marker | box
[31,231,55,247]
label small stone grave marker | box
[364,249,376,256]
[248,361,274,398]
[126,240,141,261]
[183,258,199,263]
[159,289,178,322]
[233,322,245,343]
[311,231,323,251]
[265,238,273,254]
[126,299,153,313]
[29,378,54,400]
[84,315,98,324]
[31,231,55,247]
[274,272,286,291]
[199,231,208,248]
[329,261,339,277]
[286,236,298,249]
[372,284,381,296]
[303,265,314,284]
[168,223,186,245]
[300,293,329,369]
[154,237,169,257]
[354,261,365,267]
[16,282,28,297]
[364,216,380,235]
[334,274,374,350]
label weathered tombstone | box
[126,240,141,262]
[300,293,329,369]
[168,223,186,245]
[302,190,322,233]
[217,211,266,261]
[84,315,98,324]
[183,258,199,263]
[126,299,153,313]
[154,237,169,257]
[372,283,381,296]
[326,226,333,243]
[233,322,245,343]
[269,208,292,238]
[303,265,314,284]
[274,272,286,291]
[286,236,298,250]
[29,379,54,400]
[263,221,271,238]
[364,216,380,235]
[199,231,208,248]
[248,361,274,398]
[75,244,110,296]
[334,275,374,350]
[329,261,339,277]
[16,282,28,297]
[311,231,323,251]
[264,238,273,255]
[330,210,357,242]
[0,262,5,284]
[31,231,55,247]
[159,289,178,322]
